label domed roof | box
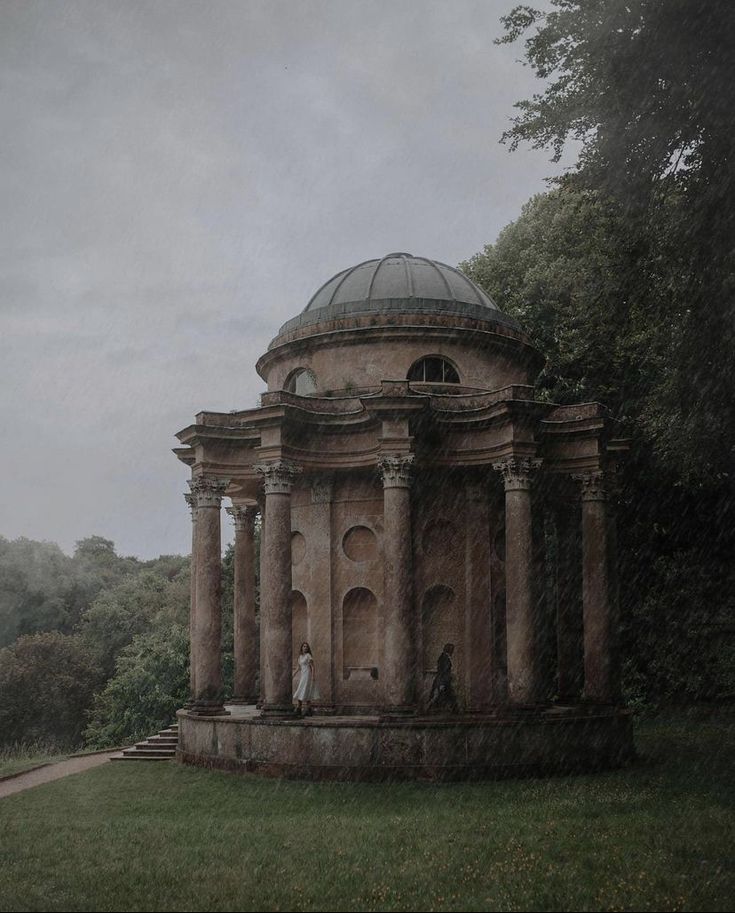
[275,252,519,337]
[306,252,498,312]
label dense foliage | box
[0,632,103,748]
[497,0,735,481]
[0,536,137,649]
[84,624,190,749]
[462,190,735,706]
[0,535,237,751]
[461,0,735,704]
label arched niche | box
[421,584,462,673]
[342,587,379,678]
[290,590,309,668]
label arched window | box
[285,367,317,396]
[407,356,460,384]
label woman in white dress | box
[293,642,318,716]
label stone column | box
[188,477,227,715]
[574,471,614,703]
[184,492,197,706]
[379,455,415,713]
[554,499,584,702]
[257,496,266,707]
[256,460,300,716]
[226,504,258,704]
[492,458,541,704]
[465,481,492,709]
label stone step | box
[116,722,179,761]
[122,748,175,759]
[112,752,174,762]
[133,742,175,751]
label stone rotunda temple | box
[174,252,634,779]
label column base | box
[229,696,259,705]
[260,702,296,718]
[190,700,229,716]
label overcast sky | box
[0,0,570,559]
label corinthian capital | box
[572,470,608,502]
[184,492,196,518]
[188,477,227,509]
[492,457,542,492]
[378,454,414,489]
[226,504,258,531]
[255,460,301,495]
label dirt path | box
[0,751,122,799]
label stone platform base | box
[176,704,634,781]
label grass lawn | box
[0,713,733,912]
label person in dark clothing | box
[427,642,459,712]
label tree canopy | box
[459,0,735,706]
[497,0,735,482]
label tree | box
[79,561,190,677]
[498,0,735,481]
[0,632,103,749]
[0,530,199,747]
[84,624,189,749]
[0,537,79,647]
[461,187,735,705]
[461,188,644,411]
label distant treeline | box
[0,535,238,750]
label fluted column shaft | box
[227,505,258,703]
[575,471,614,703]
[256,461,300,715]
[257,499,266,705]
[554,500,584,701]
[184,493,197,703]
[493,458,541,704]
[380,455,415,712]
[188,477,227,714]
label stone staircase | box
[114,723,178,761]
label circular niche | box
[422,519,457,556]
[342,525,377,562]
[291,531,306,565]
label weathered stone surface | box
[227,505,258,702]
[175,252,633,779]
[177,708,634,780]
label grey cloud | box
[0,0,565,557]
